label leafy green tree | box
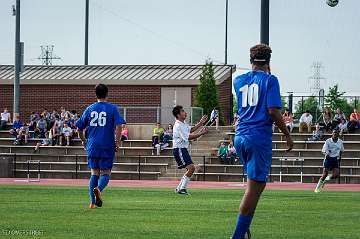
[195,60,223,123]
[281,96,288,112]
[294,96,319,119]
[325,84,352,115]
[233,94,238,114]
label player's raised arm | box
[188,127,208,141]
[190,115,208,133]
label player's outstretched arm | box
[188,127,208,141]
[190,115,208,133]
[268,108,294,151]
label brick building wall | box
[0,78,232,124]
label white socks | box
[177,175,190,191]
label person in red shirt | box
[348,109,360,132]
[282,109,294,133]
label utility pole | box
[13,0,21,119]
[260,0,270,45]
[84,0,89,65]
[37,45,61,65]
[224,0,228,64]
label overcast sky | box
[0,0,359,94]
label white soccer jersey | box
[172,120,191,149]
[322,138,344,158]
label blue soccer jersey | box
[76,102,126,159]
[233,71,282,182]
[234,71,282,142]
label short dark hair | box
[95,84,108,99]
[305,110,310,113]
[250,44,272,66]
[172,105,183,118]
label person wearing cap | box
[314,129,344,193]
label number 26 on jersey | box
[90,111,107,126]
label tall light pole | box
[13,0,21,119]
[224,0,229,64]
[260,0,269,45]
[84,0,89,65]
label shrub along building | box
[0,65,235,124]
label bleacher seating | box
[0,123,359,183]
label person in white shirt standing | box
[299,110,313,133]
[0,108,11,130]
[172,105,209,195]
[314,129,344,193]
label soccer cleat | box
[93,187,103,207]
[89,203,96,209]
[177,189,189,195]
[244,230,251,239]
[314,180,324,193]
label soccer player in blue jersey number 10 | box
[231,44,294,239]
[76,84,126,209]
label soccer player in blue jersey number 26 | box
[76,84,126,209]
[231,44,294,239]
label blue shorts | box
[323,156,339,170]
[234,135,272,182]
[88,157,114,170]
[173,148,193,169]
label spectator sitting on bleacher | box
[34,131,51,152]
[321,107,333,132]
[42,108,51,121]
[348,109,360,133]
[14,122,30,145]
[282,109,294,133]
[9,115,23,138]
[152,122,165,147]
[217,142,229,164]
[50,119,62,146]
[299,110,313,133]
[163,124,173,146]
[120,124,129,141]
[35,115,47,138]
[50,109,58,121]
[29,111,39,130]
[332,108,346,129]
[306,123,324,142]
[227,141,238,164]
[60,122,73,146]
[0,108,11,130]
[337,118,348,136]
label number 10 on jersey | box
[239,84,259,107]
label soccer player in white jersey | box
[172,105,208,195]
[314,129,344,193]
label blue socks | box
[232,214,253,239]
[98,174,110,192]
[89,175,99,204]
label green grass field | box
[0,185,359,239]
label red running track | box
[0,178,359,192]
